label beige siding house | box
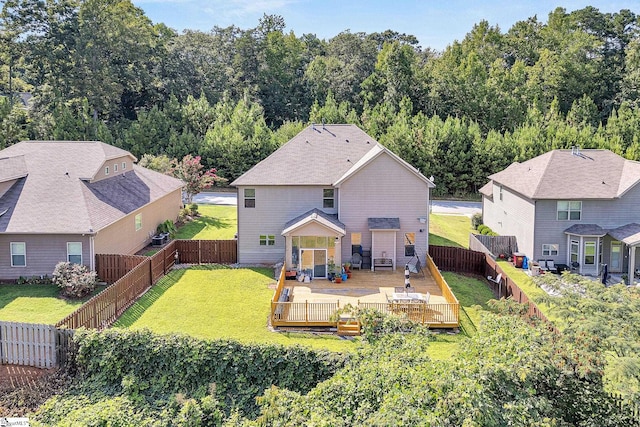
[0,141,183,281]
[481,148,640,281]
[232,124,435,277]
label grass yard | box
[175,205,237,240]
[0,284,103,324]
[114,265,495,358]
[114,266,357,352]
[429,214,474,248]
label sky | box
[132,0,639,51]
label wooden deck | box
[289,269,446,305]
[271,258,459,330]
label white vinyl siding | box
[10,242,26,267]
[67,242,82,264]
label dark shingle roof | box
[564,224,607,236]
[368,217,401,230]
[487,149,640,200]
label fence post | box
[305,301,309,326]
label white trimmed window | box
[244,189,256,208]
[499,186,503,201]
[114,163,118,172]
[570,240,579,264]
[584,241,596,265]
[542,244,559,256]
[122,162,126,170]
[105,166,109,175]
[135,213,142,231]
[404,232,416,256]
[259,234,275,246]
[67,242,82,264]
[323,188,335,208]
[557,201,582,220]
[10,242,26,267]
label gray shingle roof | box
[0,156,28,182]
[487,149,640,200]
[0,141,183,234]
[368,217,400,230]
[232,124,434,187]
[563,224,607,236]
[283,208,345,232]
[608,223,640,246]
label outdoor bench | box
[373,258,393,271]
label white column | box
[371,231,375,271]
[393,231,397,271]
[629,246,636,286]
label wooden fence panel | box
[469,234,518,258]
[96,254,147,284]
[176,240,200,264]
[429,245,485,275]
[0,322,57,368]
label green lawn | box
[114,266,357,352]
[175,205,237,240]
[429,214,473,248]
[0,284,104,324]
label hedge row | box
[71,328,347,417]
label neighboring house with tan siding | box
[0,141,183,281]
[231,124,435,277]
[481,148,640,281]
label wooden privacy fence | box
[429,244,549,322]
[469,234,518,258]
[175,240,237,264]
[57,242,178,330]
[96,254,148,284]
[0,321,74,368]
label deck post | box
[305,300,308,325]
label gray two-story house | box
[481,148,640,280]
[231,124,435,277]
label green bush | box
[157,219,178,236]
[189,203,199,216]
[52,262,96,298]
[69,328,347,418]
[477,225,488,234]
[471,212,483,230]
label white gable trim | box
[282,212,346,236]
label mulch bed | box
[0,365,66,417]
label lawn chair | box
[350,253,363,270]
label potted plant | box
[327,258,336,281]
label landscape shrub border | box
[70,328,348,418]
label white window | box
[570,240,579,264]
[259,234,275,246]
[404,232,416,257]
[122,162,126,170]
[584,241,596,265]
[323,188,335,209]
[105,166,109,175]
[67,242,82,264]
[10,242,26,267]
[114,163,118,172]
[244,188,255,208]
[542,244,559,256]
[499,186,503,201]
[135,213,142,231]
[557,201,581,220]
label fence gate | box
[0,321,59,368]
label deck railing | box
[270,254,460,328]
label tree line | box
[1,1,639,196]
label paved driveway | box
[431,200,481,216]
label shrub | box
[471,212,483,230]
[477,224,488,234]
[178,208,191,223]
[52,262,97,298]
[157,219,177,236]
[189,203,199,216]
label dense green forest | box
[1,1,640,195]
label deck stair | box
[337,317,361,336]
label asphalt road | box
[193,192,481,216]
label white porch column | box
[579,236,584,275]
[629,246,636,286]
[371,231,375,271]
[393,232,397,271]
[284,235,292,269]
